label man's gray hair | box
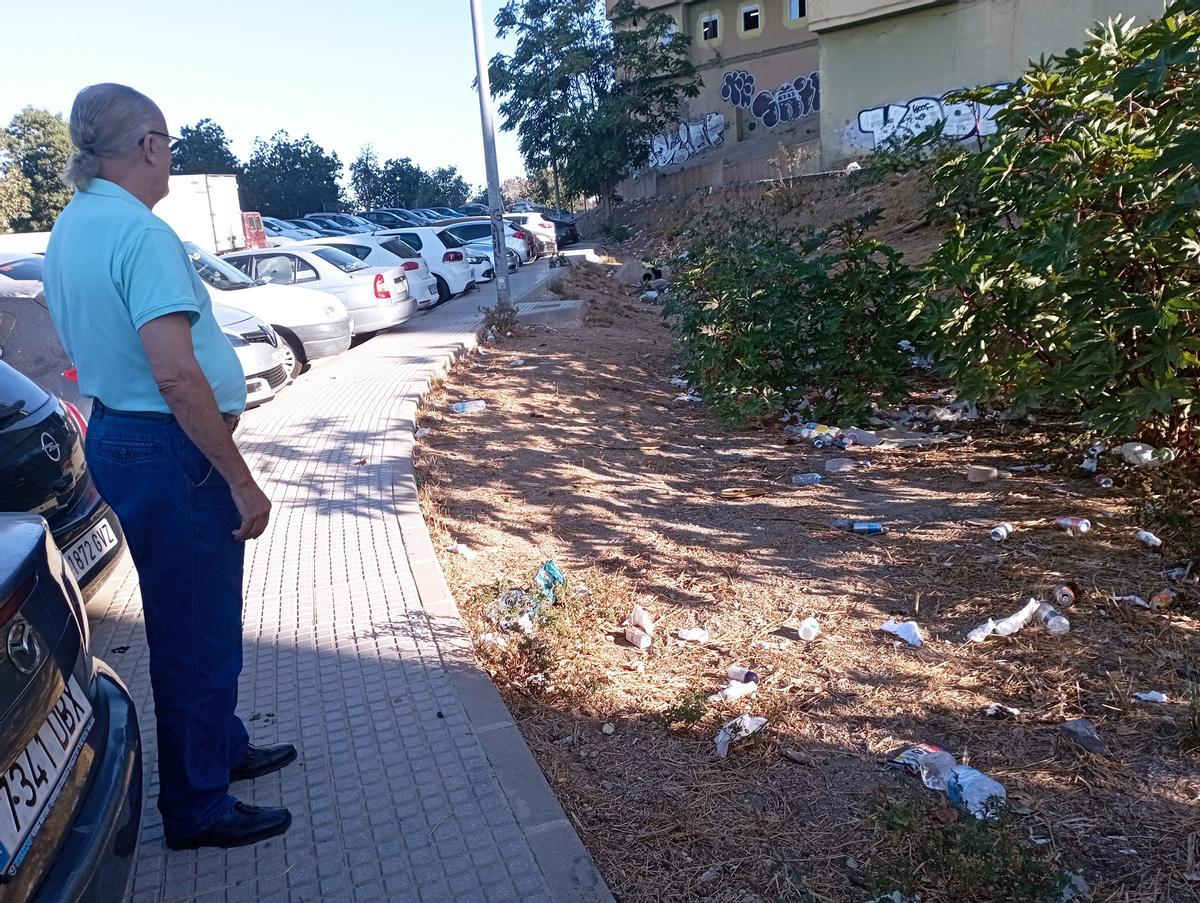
[62,83,160,190]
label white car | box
[294,234,439,310]
[223,245,416,336]
[213,302,289,407]
[262,216,319,241]
[439,220,534,264]
[374,227,475,304]
[504,213,558,254]
[185,242,353,379]
[462,240,519,279]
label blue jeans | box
[85,408,249,840]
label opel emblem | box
[41,432,61,462]
[7,619,43,675]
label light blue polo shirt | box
[43,179,246,415]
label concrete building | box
[611,0,822,197]
[810,0,1168,164]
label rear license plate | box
[63,517,119,581]
[0,676,94,875]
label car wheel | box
[435,275,451,304]
[279,336,305,380]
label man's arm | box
[138,313,271,541]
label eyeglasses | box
[139,130,182,152]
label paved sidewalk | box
[86,256,612,903]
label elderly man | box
[43,83,294,850]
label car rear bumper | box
[348,298,415,333]
[293,318,354,360]
[50,498,127,598]
[31,661,141,903]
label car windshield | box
[0,256,44,281]
[310,246,369,272]
[185,242,258,290]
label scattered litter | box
[967,464,1000,483]
[601,722,616,735]
[791,473,822,486]
[719,486,770,499]
[781,747,817,766]
[1168,563,1197,583]
[1055,516,1092,535]
[624,659,644,673]
[1133,691,1168,703]
[709,678,758,704]
[753,639,790,650]
[841,427,883,447]
[1059,718,1108,755]
[990,522,1014,542]
[1095,474,1114,489]
[674,393,703,402]
[668,376,690,388]
[1149,588,1178,610]
[880,619,923,647]
[797,617,820,641]
[1113,594,1150,609]
[414,427,431,439]
[932,400,978,422]
[886,743,944,775]
[949,765,1008,819]
[713,714,767,758]
[623,604,655,649]
[844,160,862,174]
[491,560,565,633]
[727,665,760,683]
[968,598,1046,641]
[451,541,477,560]
[641,290,660,302]
[534,560,566,600]
[1135,529,1163,548]
[511,358,526,366]
[849,521,886,535]
[825,458,858,474]
[1052,582,1080,608]
[1008,463,1054,473]
[478,633,509,648]
[1117,441,1174,468]
[676,627,710,644]
[1184,832,1200,883]
[1036,602,1070,635]
[984,704,1021,718]
[449,399,487,414]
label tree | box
[349,146,387,210]
[490,0,700,206]
[0,132,32,232]
[379,157,432,208]
[425,166,471,208]
[5,107,73,231]
[171,119,242,175]
[239,131,342,217]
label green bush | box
[664,211,920,424]
[915,3,1200,446]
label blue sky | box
[0,0,524,189]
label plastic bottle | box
[919,750,956,791]
[1095,474,1114,489]
[727,666,760,684]
[798,617,820,641]
[994,599,1040,636]
[1135,529,1162,548]
[813,435,834,449]
[791,473,823,486]
[1118,442,1155,466]
[1055,516,1091,535]
[1035,602,1070,635]
[835,435,856,450]
[709,680,758,704]
[990,523,1014,542]
[947,766,1007,819]
[449,399,487,414]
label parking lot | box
[82,250,610,903]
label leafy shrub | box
[598,220,633,242]
[915,3,1200,446]
[664,210,920,424]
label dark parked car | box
[545,214,580,247]
[0,361,126,596]
[456,203,489,217]
[358,210,419,229]
[0,512,142,900]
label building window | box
[701,13,719,41]
[788,0,806,19]
[741,4,761,32]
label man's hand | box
[230,478,272,541]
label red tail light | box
[442,250,464,263]
[512,231,527,240]
[402,260,420,271]
[62,366,79,383]
[63,400,88,439]
[373,273,391,299]
[0,573,35,629]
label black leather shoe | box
[166,801,292,850]
[231,742,298,782]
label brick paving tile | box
[86,260,611,902]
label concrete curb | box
[515,299,587,329]
[393,278,614,903]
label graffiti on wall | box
[648,112,726,169]
[852,86,1010,149]
[721,69,821,131]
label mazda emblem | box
[41,432,62,462]
[7,619,43,675]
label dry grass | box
[415,260,1199,903]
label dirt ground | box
[414,256,1199,902]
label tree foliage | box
[4,107,72,231]
[490,0,700,202]
[347,148,474,210]
[916,1,1200,444]
[239,131,342,218]
[171,118,242,175]
[0,132,32,232]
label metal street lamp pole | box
[469,0,512,309]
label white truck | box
[153,174,262,254]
